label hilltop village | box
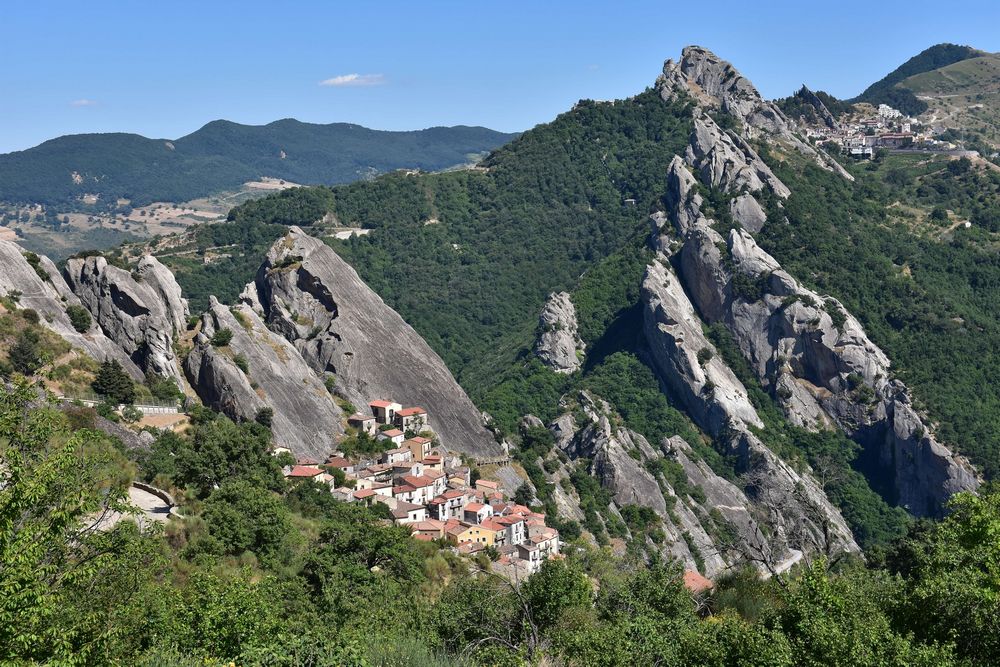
[800,101,975,159]
[277,399,561,579]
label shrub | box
[65,304,91,333]
[233,353,249,374]
[210,328,234,347]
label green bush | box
[210,328,234,347]
[65,304,91,333]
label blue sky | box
[1,0,998,154]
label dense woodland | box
[0,121,514,209]
[3,380,999,666]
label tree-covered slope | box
[853,43,985,115]
[0,120,516,208]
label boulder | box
[250,227,502,460]
[184,297,343,460]
[535,292,585,374]
[0,241,140,376]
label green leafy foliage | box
[91,359,137,404]
[65,303,91,333]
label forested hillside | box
[0,120,515,208]
[4,379,998,665]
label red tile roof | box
[380,429,404,437]
[326,456,351,467]
[369,400,395,408]
[287,465,323,478]
[465,502,486,512]
[397,407,427,417]
[348,413,374,421]
[410,436,431,444]
[353,489,376,499]
[402,475,432,488]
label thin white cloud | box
[319,73,385,87]
[70,98,97,107]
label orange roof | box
[287,465,323,478]
[465,502,486,512]
[683,570,715,594]
[442,489,465,499]
[369,400,395,408]
[397,407,427,417]
[380,429,404,437]
[402,475,432,488]
[410,436,431,444]
[353,489,376,499]
[480,518,506,532]
[326,456,351,467]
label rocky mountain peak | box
[658,45,853,181]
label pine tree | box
[91,360,136,404]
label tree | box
[0,379,138,662]
[514,482,534,506]
[91,359,136,404]
[8,329,42,375]
[522,559,592,632]
[196,481,293,567]
[888,487,1000,664]
[65,304,92,333]
[171,415,283,497]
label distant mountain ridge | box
[0,119,517,208]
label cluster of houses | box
[280,398,561,578]
[801,103,962,159]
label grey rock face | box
[730,193,768,233]
[553,393,853,576]
[642,257,763,433]
[673,218,978,516]
[687,116,791,199]
[250,227,502,460]
[63,255,188,381]
[184,297,344,459]
[0,240,140,377]
[658,45,853,182]
[535,292,585,374]
[639,256,858,556]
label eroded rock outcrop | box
[248,227,502,460]
[687,115,790,199]
[551,393,844,577]
[63,255,188,381]
[640,254,858,556]
[184,297,343,459]
[658,45,852,181]
[673,221,978,515]
[0,241,140,376]
[535,292,585,374]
